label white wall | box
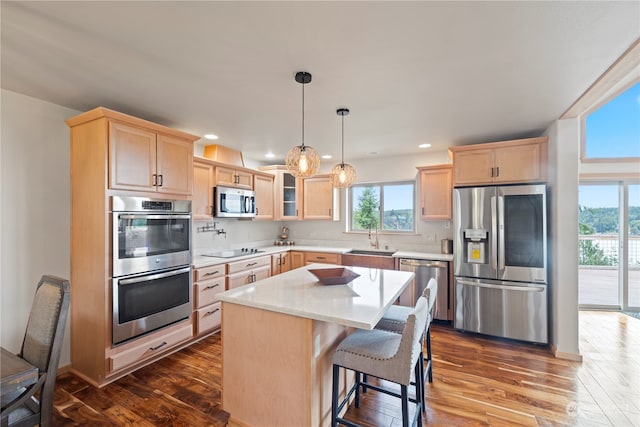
[546,118,581,356]
[0,89,80,366]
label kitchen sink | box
[342,249,396,269]
[345,249,395,256]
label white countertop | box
[193,246,452,268]
[216,264,414,330]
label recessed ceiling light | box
[418,143,432,148]
[368,151,378,156]
[265,153,275,159]
[322,155,332,159]
[204,134,219,140]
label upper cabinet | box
[193,157,215,220]
[260,166,303,220]
[303,174,339,220]
[254,173,275,221]
[109,121,194,195]
[215,166,253,190]
[417,164,452,221]
[259,166,339,221]
[449,137,548,186]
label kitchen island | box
[217,264,414,427]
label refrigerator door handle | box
[457,279,545,292]
[490,195,498,272]
[497,195,505,272]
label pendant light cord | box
[341,113,345,167]
[301,81,305,148]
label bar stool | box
[374,278,438,409]
[331,296,429,427]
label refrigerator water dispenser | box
[463,229,487,264]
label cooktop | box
[201,248,265,258]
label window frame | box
[581,78,640,163]
[346,180,416,234]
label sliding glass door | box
[578,182,639,311]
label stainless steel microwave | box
[213,186,256,218]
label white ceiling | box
[2,1,639,163]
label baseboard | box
[57,363,72,375]
[550,344,583,362]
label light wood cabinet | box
[227,255,272,289]
[216,166,253,190]
[303,174,339,220]
[449,137,548,186]
[109,121,193,195]
[193,263,225,336]
[66,107,199,387]
[304,252,341,265]
[290,251,305,269]
[260,166,303,220]
[254,173,275,221]
[417,164,453,221]
[193,157,215,220]
[271,252,291,275]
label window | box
[349,182,414,233]
[583,80,640,160]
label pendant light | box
[330,108,356,188]
[285,71,320,178]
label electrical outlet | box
[425,233,436,242]
[444,220,451,229]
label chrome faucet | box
[368,222,379,249]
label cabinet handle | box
[149,341,167,351]
[205,308,220,317]
[255,207,259,215]
[152,174,158,186]
[317,256,326,260]
[158,174,163,186]
[203,271,220,277]
[422,207,425,215]
[496,167,499,177]
[490,168,494,177]
[204,284,220,290]
[246,262,258,267]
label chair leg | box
[332,364,339,427]
[415,352,425,411]
[426,325,433,383]
[401,384,409,427]
[355,371,361,408]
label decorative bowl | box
[308,267,360,285]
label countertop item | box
[216,263,414,329]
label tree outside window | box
[350,182,414,232]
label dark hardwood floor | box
[53,312,639,426]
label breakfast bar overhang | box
[217,264,414,427]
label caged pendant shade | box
[286,71,320,179]
[330,108,356,188]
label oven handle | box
[118,266,191,286]
[117,214,191,220]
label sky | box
[585,81,640,158]
[579,184,639,209]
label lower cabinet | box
[271,252,291,275]
[193,263,226,336]
[304,251,341,265]
[107,322,193,372]
[290,251,305,269]
[227,255,272,289]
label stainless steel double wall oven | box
[111,196,192,345]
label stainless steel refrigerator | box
[453,184,548,343]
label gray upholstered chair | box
[331,295,429,427]
[1,275,70,427]
[374,278,438,410]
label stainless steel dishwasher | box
[399,258,449,321]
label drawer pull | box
[246,262,258,267]
[317,256,326,260]
[203,271,220,277]
[204,308,220,317]
[205,284,220,290]
[149,341,167,351]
